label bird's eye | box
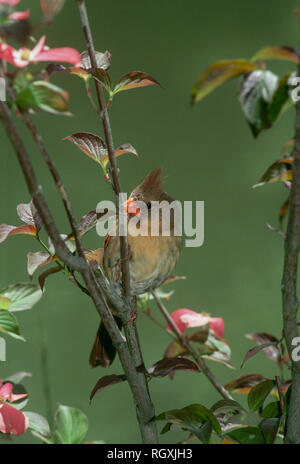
[146,202,151,209]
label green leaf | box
[113,71,161,94]
[156,404,221,435]
[0,310,24,341]
[191,59,258,105]
[226,426,265,444]
[210,399,246,415]
[252,156,293,189]
[25,411,53,444]
[54,404,88,444]
[0,283,42,312]
[90,374,126,404]
[16,81,71,116]
[248,380,275,412]
[252,46,300,63]
[238,70,279,137]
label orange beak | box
[124,198,140,216]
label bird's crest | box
[139,166,164,193]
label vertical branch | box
[281,64,300,444]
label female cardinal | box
[90,167,182,367]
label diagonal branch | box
[0,97,158,444]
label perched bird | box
[90,167,182,367]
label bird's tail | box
[89,315,123,368]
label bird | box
[89,166,182,367]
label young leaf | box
[27,252,51,277]
[279,197,289,226]
[238,70,278,137]
[245,332,282,365]
[0,310,24,341]
[252,46,300,63]
[191,59,258,105]
[63,132,106,163]
[113,71,161,94]
[252,155,293,188]
[0,224,36,243]
[226,426,265,444]
[0,296,11,310]
[224,374,267,394]
[241,342,279,368]
[268,73,291,124]
[5,372,32,384]
[16,81,71,116]
[54,404,88,444]
[0,283,43,312]
[164,340,187,359]
[248,380,275,412]
[90,374,127,403]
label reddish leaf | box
[27,252,51,277]
[225,374,268,394]
[188,329,209,344]
[100,143,139,170]
[252,46,300,63]
[0,403,28,436]
[114,71,161,93]
[0,224,36,243]
[164,341,187,359]
[90,374,126,403]
[191,59,258,105]
[241,342,279,368]
[80,50,111,71]
[38,265,62,291]
[17,200,43,232]
[145,357,198,377]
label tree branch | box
[281,64,300,444]
[151,290,233,400]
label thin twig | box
[151,290,233,400]
[0,98,158,444]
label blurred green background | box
[1,0,300,444]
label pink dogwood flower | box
[0,35,81,68]
[167,308,225,338]
[0,0,22,6]
[0,380,28,436]
[8,10,30,20]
